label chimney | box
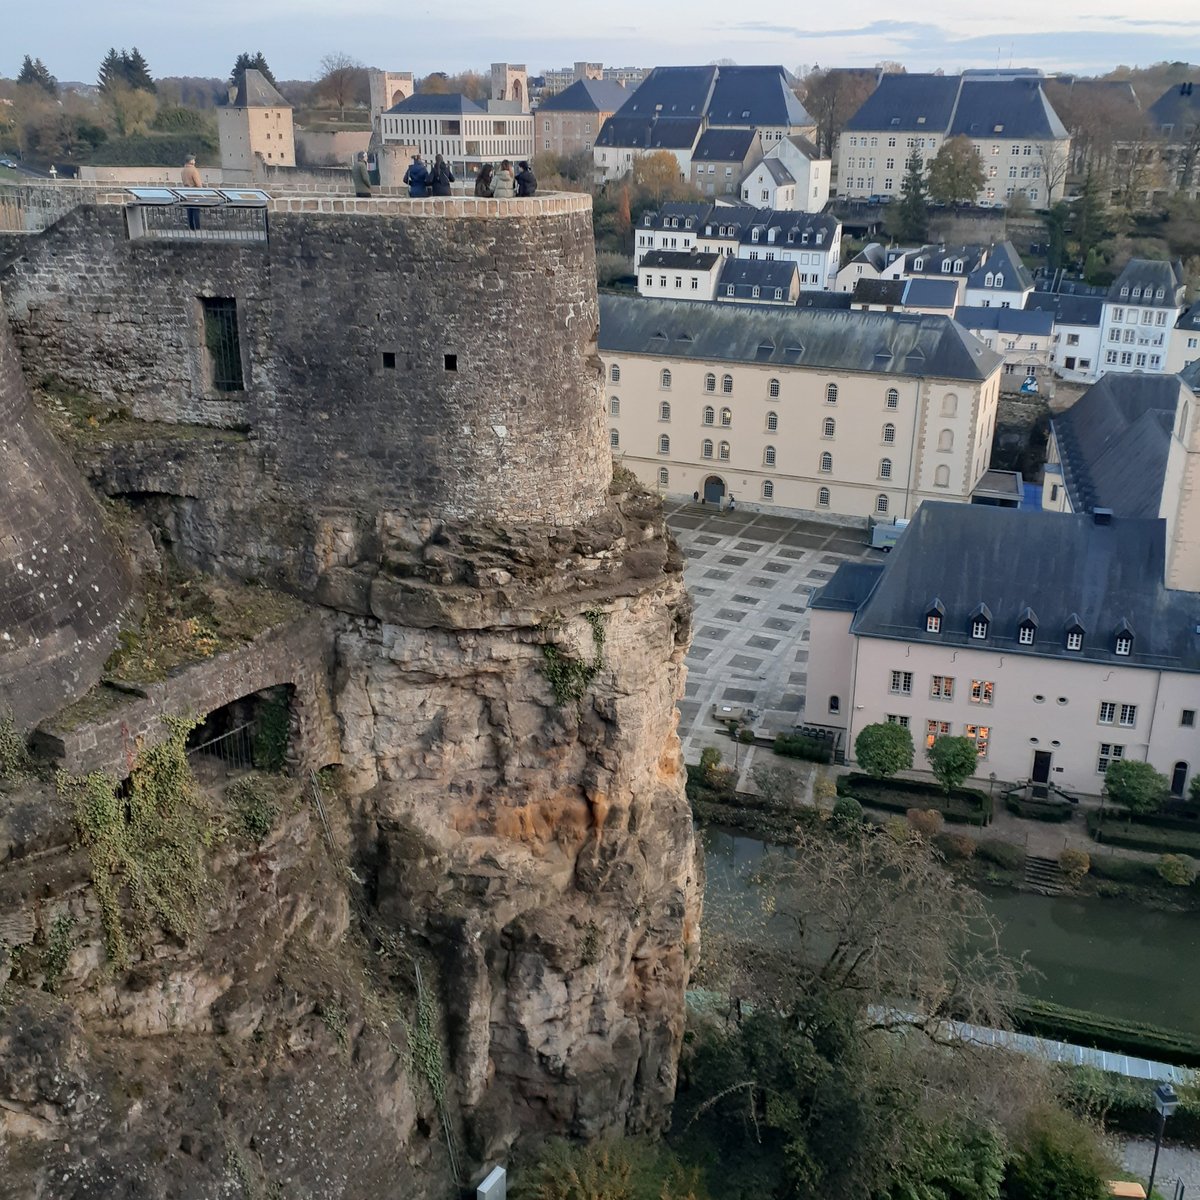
[1093,507,1113,525]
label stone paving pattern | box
[665,499,875,764]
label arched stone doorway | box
[703,474,726,505]
[512,78,523,104]
[1172,761,1189,798]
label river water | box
[701,825,1200,1037]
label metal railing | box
[133,203,268,243]
[186,720,257,773]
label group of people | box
[347,150,537,200]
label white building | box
[1167,303,1200,376]
[961,241,1035,309]
[953,306,1055,392]
[632,203,710,268]
[1024,290,1104,384]
[599,292,1003,518]
[835,243,908,293]
[636,250,724,300]
[1097,260,1187,377]
[740,135,830,212]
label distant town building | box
[1168,303,1200,376]
[837,70,1070,207]
[367,70,414,119]
[218,69,295,176]
[953,306,1054,392]
[689,129,763,198]
[599,293,1002,518]
[1147,82,1200,201]
[535,78,629,158]
[961,241,1034,309]
[739,134,830,212]
[1024,290,1104,384]
[1096,259,1186,377]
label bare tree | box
[800,67,877,159]
[316,52,365,118]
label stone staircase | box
[1023,854,1066,895]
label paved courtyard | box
[665,499,878,765]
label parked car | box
[0,159,17,169]
[711,702,754,726]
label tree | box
[107,85,158,137]
[928,136,985,207]
[98,48,124,94]
[229,52,277,93]
[1103,759,1168,816]
[17,55,57,97]
[1004,1104,1115,1200]
[512,1137,708,1200]
[892,148,929,242]
[800,67,877,159]
[629,150,701,205]
[124,48,156,94]
[316,52,366,117]
[854,721,914,779]
[927,736,978,795]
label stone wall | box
[36,609,339,779]
[0,198,609,540]
[0,302,131,733]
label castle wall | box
[0,305,131,732]
[0,198,608,534]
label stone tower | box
[1163,380,1200,591]
[368,68,414,117]
[0,291,130,732]
[491,62,529,111]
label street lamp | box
[1146,1082,1179,1200]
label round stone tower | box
[0,301,130,732]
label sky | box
[4,0,1200,83]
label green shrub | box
[854,721,914,779]
[836,772,991,826]
[1088,811,1200,855]
[1157,853,1197,886]
[227,777,279,843]
[773,732,834,763]
[977,838,1025,871]
[831,795,863,824]
[1088,855,1153,884]
[1004,1103,1116,1200]
[512,1136,710,1200]
[1005,794,1074,822]
[1058,848,1091,884]
[927,735,979,795]
[1103,759,1169,816]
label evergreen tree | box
[250,52,277,88]
[893,148,929,242]
[18,55,58,96]
[98,47,124,93]
[1071,169,1109,262]
[230,51,277,93]
[125,47,156,93]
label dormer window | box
[752,229,761,242]
[685,218,693,229]
[1132,286,1141,299]
[925,598,945,634]
[969,603,991,640]
[1115,634,1132,655]
[984,272,994,287]
[914,258,925,271]
[1065,614,1085,651]
[942,259,952,272]
[1156,287,1165,300]
[954,259,964,273]
[1114,620,1134,656]
[994,273,1004,287]
[1120,286,1129,297]
[1018,624,1035,645]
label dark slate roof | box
[1107,259,1187,307]
[849,242,888,270]
[536,78,630,113]
[693,127,759,161]
[614,65,717,119]
[954,306,1055,335]
[1184,359,1200,391]
[798,292,853,310]
[759,158,795,185]
[903,278,959,309]
[811,561,885,612]
[232,68,291,108]
[639,201,711,230]
[598,293,1003,380]
[1178,303,1200,331]
[849,503,1200,673]
[385,92,485,115]
[905,244,988,276]
[717,258,798,291]
[853,279,906,306]
[1050,373,1184,518]
[846,73,1067,139]
[707,65,812,127]
[782,133,822,159]
[1147,82,1200,135]
[844,73,960,133]
[966,241,1034,291]
[640,249,721,270]
[949,78,1068,140]
[737,210,840,247]
[1025,290,1104,327]
[595,114,703,149]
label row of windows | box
[884,714,991,759]
[1105,350,1163,368]
[924,608,1133,656]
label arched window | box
[660,368,672,389]
[609,396,620,416]
[658,467,669,486]
[825,382,839,404]
[817,486,830,507]
[882,423,896,444]
[994,273,1004,287]
[934,464,951,488]
[875,494,889,514]
[823,417,835,438]
[764,445,776,466]
[658,434,671,455]
[720,407,732,427]
[819,451,833,472]
[718,440,730,461]
[938,428,954,452]
[762,479,775,499]
[829,694,840,713]
[704,372,716,392]
[702,406,715,425]
[768,377,781,398]
[766,411,779,432]
[886,388,899,409]
[702,439,714,458]
[879,458,892,479]
[659,401,671,421]
[610,364,621,382]
[721,374,734,394]
[940,393,958,417]
[610,429,619,448]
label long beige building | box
[598,294,1003,518]
[808,501,1200,797]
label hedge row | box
[1087,811,1200,855]
[1062,1066,1200,1145]
[772,733,833,764]
[836,773,992,826]
[1014,997,1200,1067]
[1005,794,1074,823]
